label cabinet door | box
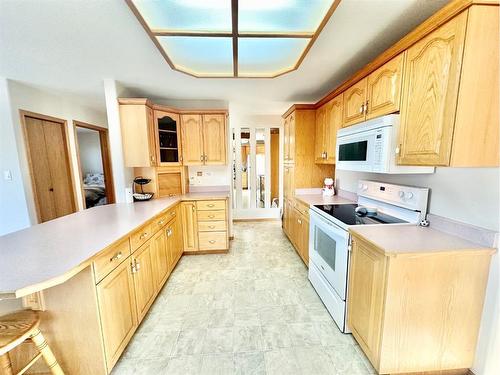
[120,104,156,167]
[154,110,182,166]
[283,116,290,162]
[299,214,309,265]
[347,238,387,365]
[96,259,137,370]
[157,170,183,197]
[284,164,295,199]
[181,202,198,251]
[343,78,367,127]
[288,113,296,163]
[202,114,227,165]
[151,227,169,291]
[325,94,343,164]
[132,241,156,322]
[398,13,467,166]
[181,114,204,165]
[366,53,405,120]
[146,106,157,166]
[314,106,327,163]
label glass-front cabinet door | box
[154,110,182,166]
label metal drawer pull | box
[170,211,175,216]
[208,215,215,218]
[139,232,149,239]
[110,251,122,262]
[209,225,215,229]
[209,240,216,244]
[298,219,302,224]
[158,219,165,225]
[135,261,141,271]
[192,206,196,212]
[207,204,215,207]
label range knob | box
[398,191,405,198]
[362,184,368,191]
[358,183,363,190]
[405,191,414,199]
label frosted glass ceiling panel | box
[132,0,232,32]
[239,0,334,33]
[238,38,310,76]
[158,37,233,76]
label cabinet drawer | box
[198,220,227,232]
[294,199,310,218]
[197,210,226,221]
[130,223,153,252]
[196,200,226,211]
[93,238,131,283]
[151,212,169,234]
[199,231,228,250]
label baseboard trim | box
[233,218,281,222]
[183,249,229,255]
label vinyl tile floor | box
[112,221,376,375]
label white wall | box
[0,79,107,234]
[76,130,103,175]
[336,168,499,231]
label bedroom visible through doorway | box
[74,121,114,209]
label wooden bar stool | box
[0,310,64,375]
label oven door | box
[309,211,349,300]
[336,130,377,172]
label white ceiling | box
[0,0,449,114]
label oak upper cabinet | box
[154,110,182,166]
[151,226,169,291]
[181,113,227,166]
[96,260,137,370]
[284,112,295,163]
[131,241,156,322]
[347,237,387,366]
[366,53,405,120]
[180,114,204,165]
[316,94,343,164]
[343,78,367,126]
[314,105,327,163]
[119,100,157,167]
[203,114,227,165]
[398,13,467,166]
[181,202,198,251]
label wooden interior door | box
[96,260,137,370]
[181,202,198,251]
[202,114,227,165]
[23,114,76,223]
[343,78,367,126]
[366,53,405,120]
[180,114,203,165]
[398,13,467,166]
[325,94,343,163]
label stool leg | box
[0,353,13,375]
[29,329,64,375]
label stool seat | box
[0,310,39,356]
[0,310,64,375]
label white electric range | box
[308,180,429,332]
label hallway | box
[112,221,375,375]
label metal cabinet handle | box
[135,261,140,271]
[110,251,122,262]
[139,232,149,239]
[359,104,364,114]
[208,215,215,218]
[170,211,176,216]
[158,219,165,225]
[364,101,369,115]
[200,155,204,161]
[192,206,195,212]
[209,240,216,244]
[395,144,401,155]
[298,219,302,225]
[207,204,215,207]
[209,225,215,229]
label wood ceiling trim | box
[125,0,343,79]
[231,0,238,77]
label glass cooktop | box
[313,204,408,225]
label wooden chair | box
[0,310,64,375]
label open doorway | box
[74,121,114,208]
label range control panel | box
[357,180,429,213]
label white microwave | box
[336,115,434,174]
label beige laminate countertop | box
[0,192,228,299]
[350,225,496,256]
[294,194,355,206]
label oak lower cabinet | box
[283,198,309,267]
[96,260,138,371]
[348,233,494,374]
[131,240,156,322]
[151,225,169,290]
[181,201,198,251]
